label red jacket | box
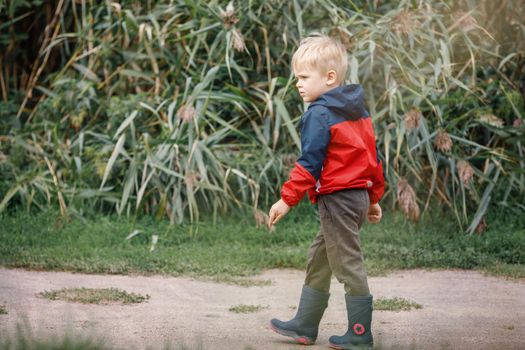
[281,84,384,206]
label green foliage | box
[1,206,523,278]
[483,263,525,279]
[0,321,203,350]
[0,0,524,230]
[374,297,422,311]
[40,287,150,304]
[228,304,268,313]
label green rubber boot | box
[270,285,330,345]
[329,294,373,349]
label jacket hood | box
[309,84,368,120]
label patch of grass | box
[374,297,423,311]
[482,263,525,279]
[1,205,524,279]
[1,321,107,350]
[0,205,316,277]
[0,304,7,315]
[1,321,212,350]
[204,275,272,287]
[228,304,268,314]
[39,287,149,305]
[361,207,525,278]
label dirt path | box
[0,268,524,349]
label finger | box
[272,213,282,225]
[268,210,276,229]
[368,215,379,223]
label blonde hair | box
[291,34,348,85]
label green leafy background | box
[1,0,524,232]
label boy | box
[268,35,384,349]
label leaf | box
[119,69,155,83]
[150,235,159,252]
[466,166,500,234]
[100,134,126,189]
[350,56,359,84]
[292,0,304,35]
[439,40,451,75]
[118,161,137,215]
[114,110,138,139]
[125,230,141,240]
[274,97,301,150]
[72,63,101,83]
[0,184,22,213]
[449,76,472,93]
[136,168,155,210]
[498,53,517,70]
[188,65,220,102]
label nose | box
[296,80,301,88]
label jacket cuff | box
[280,162,317,207]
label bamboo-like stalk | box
[15,0,65,119]
[1,0,523,228]
[44,156,68,217]
[0,57,7,101]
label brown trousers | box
[304,188,370,296]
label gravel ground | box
[0,268,524,350]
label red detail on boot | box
[295,337,310,345]
[353,323,365,335]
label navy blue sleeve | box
[297,107,331,180]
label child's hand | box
[268,199,291,229]
[367,203,382,223]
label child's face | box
[294,66,337,103]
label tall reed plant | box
[1,0,524,232]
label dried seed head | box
[457,160,474,185]
[475,216,487,234]
[404,108,422,131]
[391,10,420,35]
[177,104,197,123]
[479,114,504,128]
[330,27,353,50]
[513,118,523,127]
[232,29,246,52]
[184,171,200,186]
[397,178,420,222]
[454,11,477,32]
[435,130,453,152]
[220,2,239,29]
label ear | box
[326,70,337,86]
